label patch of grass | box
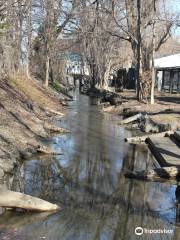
[0,23,10,30]
[7,73,61,110]
[152,114,180,126]
[51,81,67,94]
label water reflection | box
[0,91,180,239]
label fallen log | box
[44,108,65,117]
[44,122,70,133]
[37,145,62,155]
[125,166,180,180]
[120,113,143,125]
[0,189,60,212]
[125,130,174,143]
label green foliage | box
[0,23,10,30]
[51,81,67,94]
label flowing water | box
[0,90,180,240]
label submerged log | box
[125,131,174,143]
[125,166,180,180]
[0,189,60,212]
[120,113,143,125]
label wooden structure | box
[156,68,180,93]
[125,129,180,222]
[125,131,173,143]
[146,134,180,167]
[155,54,180,93]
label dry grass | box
[0,72,67,181]
[104,89,180,130]
[151,114,180,130]
[7,73,64,111]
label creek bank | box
[0,74,70,190]
[102,90,180,130]
[91,89,180,183]
[85,88,180,134]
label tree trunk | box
[136,0,142,101]
[103,63,111,90]
[26,0,32,78]
[45,55,50,88]
[150,22,156,104]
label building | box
[155,54,180,93]
[110,68,136,90]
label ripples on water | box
[0,91,180,240]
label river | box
[0,90,179,240]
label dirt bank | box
[0,74,69,188]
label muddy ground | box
[103,90,180,131]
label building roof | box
[155,53,180,69]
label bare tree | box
[0,0,178,97]
[74,0,125,89]
[107,0,177,102]
[30,0,77,87]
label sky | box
[170,0,180,36]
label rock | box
[141,117,171,133]
[101,91,122,105]
[87,88,123,106]
[144,118,159,133]
[109,96,122,105]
